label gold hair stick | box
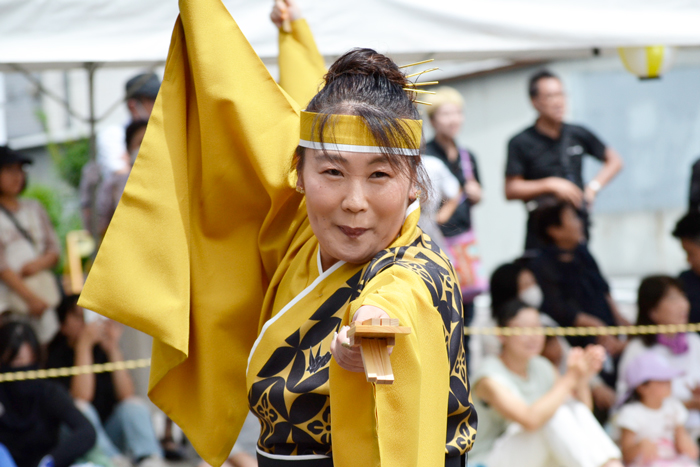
[405,81,439,87]
[414,100,432,106]
[405,67,439,78]
[403,88,436,94]
[399,59,434,69]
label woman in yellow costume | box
[79,1,477,466]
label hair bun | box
[324,48,408,89]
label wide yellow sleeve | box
[278,18,327,108]
[329,267,452,467]
[79,0,305,464]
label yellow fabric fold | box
[79,2,472,465]
[79,0,303,463]
[278,18,327,108]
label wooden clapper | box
[347,318,411,384]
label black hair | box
[533,197,574,245]
[493,298,532,328]
[295,48,429,199]
[0,322,40,368]
[528,70,560,99]
[125,119,149,152]
[637,275,686,347]
[490,260,530,314]
[56,295,81,325]
[672,211,700,244]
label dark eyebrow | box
[368,155,389,165]
[315,153,348,165]
[314,153,389,166]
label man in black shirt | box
[672,211,700,330]
[505,70,623,251]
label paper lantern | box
[618,46,676,80]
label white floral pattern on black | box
[249,232,477,458]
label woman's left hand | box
[99,320,124,356]
[464,180,482,205]
[331,305,391,373]
[582,344,606,378]
[20,259,44,277]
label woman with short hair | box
[0,147,60,343]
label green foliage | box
[22,184,62,228]
[45,138,90,189]
[56,139,90,189]
[22,183,84,273]
[36,109,90,189]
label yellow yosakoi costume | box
[79,1,476,466]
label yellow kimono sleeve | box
[278,18,327,108]
[79,0,305,464]
[329,266,452,467]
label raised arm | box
[79,0,305,463]
[475,348,592,431]
[273,0,327,107]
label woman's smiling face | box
[300,149,414,271]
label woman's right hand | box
[77,321,104,349]
[331,305,391,373]
[27,294,49,318]
[566,345,606,385]
[582,344,606,378]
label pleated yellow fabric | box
[79,0,303,463]
[80,1,476,465]
[278,19,327,108]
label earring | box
[296,186,305,194]
[415,189,422,200]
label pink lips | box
[338,226,368,238]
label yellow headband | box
[299,110,422,156]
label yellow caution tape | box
[3,323,700,382]
[0,358,151,382]
[464,323,700,337]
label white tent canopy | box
[3,0,700,72]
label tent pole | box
[86,62,99,237]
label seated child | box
[616,351,699,467]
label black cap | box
[673,211,700,240]
[125,73,161,100]
[0,146,32,167]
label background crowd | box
[420,71,700,467]
[1,22,700,467]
